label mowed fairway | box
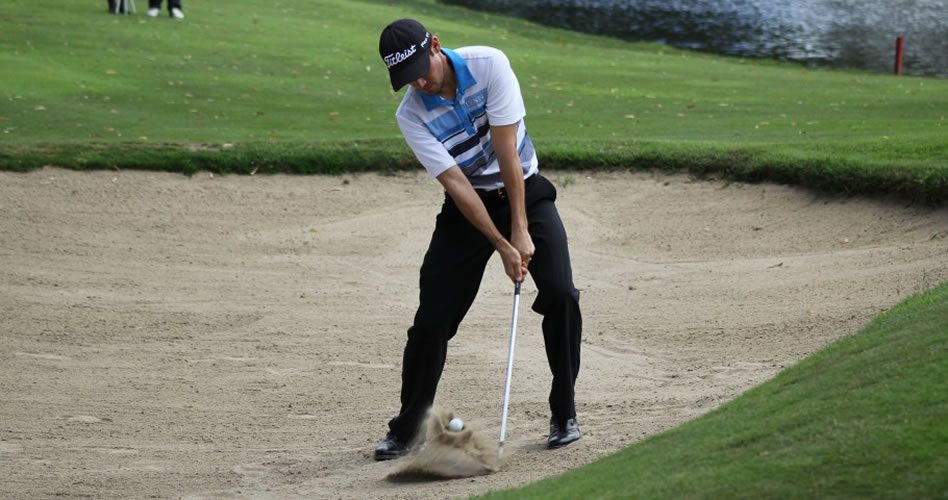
[1,168,946,498]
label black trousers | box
[388,174,582,441]
[148,0,182,9]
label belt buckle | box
[497,187,506,199]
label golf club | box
[498,280,522,457]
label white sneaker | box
[171,7,184,19]
[147,7,159,16]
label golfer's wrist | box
[491,235,507,249]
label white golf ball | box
[447,418,464,431]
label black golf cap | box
[379,19,432,91]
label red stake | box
[894,36,904,75]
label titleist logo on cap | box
[383,31,430,69]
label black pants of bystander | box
[148,0,182,10]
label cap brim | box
[389,52,430,91]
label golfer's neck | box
[440,56,457,101]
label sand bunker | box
[1,168,945,498]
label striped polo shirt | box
[395,46,539,190]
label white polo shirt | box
[395,46,539,190]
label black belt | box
[476,175,537,200]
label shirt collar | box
[419,48,477,111]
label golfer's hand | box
[495,239,527,283]
[510,229,535,273]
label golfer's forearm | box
[455,189,506,247]
[437,167,506,247]
[492,124,527,232]
[500,165,526,232]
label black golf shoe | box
[374,432,409,461]
[548,417,581,449]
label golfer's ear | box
[430,35,440,53]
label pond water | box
[441,0,948,77]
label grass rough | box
[1,0,946,202]
[480,282,948,499]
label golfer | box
[374,18,582,460]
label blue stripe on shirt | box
[427,111,465,143]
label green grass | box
[1,0,946,200]
[480,283,948,499]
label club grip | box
[514,281,521,295]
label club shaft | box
[499,282,522,450]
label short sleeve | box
[396,109,456,180]
[485,50,526,127]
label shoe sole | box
[374,451,407,461]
